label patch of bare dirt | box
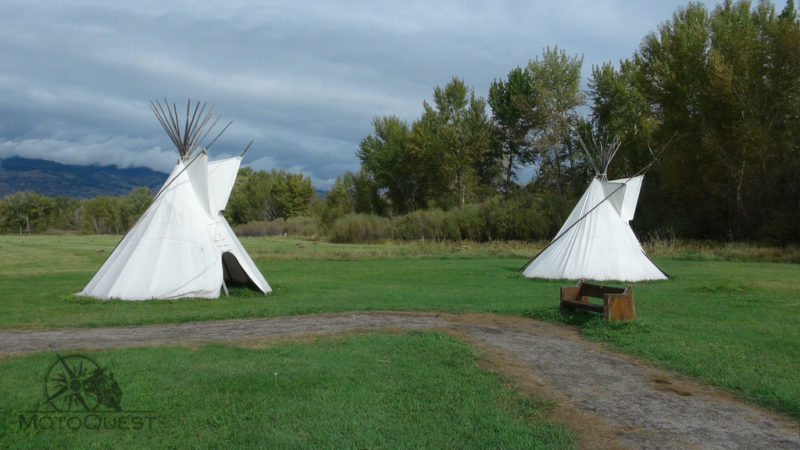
[0,311,797,449]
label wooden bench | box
[560,280,636,321]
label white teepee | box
[521,136,666,282]
[78,100,271,300]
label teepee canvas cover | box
[78,100,270,300]
[522,175,666,282]
[522,133,667,282]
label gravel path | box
[1,311,797,449]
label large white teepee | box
[78,100,271,300]
[521,136,666,282]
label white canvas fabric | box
[522,175,666,282]
[207,157,240,213]
[603,176,643,222]
[78,152,271,300]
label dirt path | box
[1,311,797,449]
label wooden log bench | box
[560,280,636,321]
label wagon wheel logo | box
[43,354,122,412]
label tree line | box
[323,0,800,243]
[0,188,153,234]
[0,169,316,235]
[2,1,798,243]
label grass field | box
[0,332,572,448]
[0,234,798,422]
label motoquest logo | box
[18,353,157,431]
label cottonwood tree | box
[526,47,585,196]
[81,196,123,234]
[636,0,800,240]
[588,60,656,176]
[226,168,315,223]
[317,170,386,228]
[357,115,428,214]
[0,191,55,233]
[417,77,493,207]
[359,79,493,213]
[489,67,538,193]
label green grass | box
[0,332,572,449]
[0,258,556,328]
[0,234,542,277]
[528,259,800,417]
[1,234,799,419]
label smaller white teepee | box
[521,135,666,282]
[78,100,271,300]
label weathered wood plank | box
[579,282,625,298]
[560,299,604,313]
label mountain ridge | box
[0,157,168,198]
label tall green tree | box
[81,196,123,234]
[489,67,538,192]
[51,195,81,231]
[0,191,56,233]
[526,47,586,195]
[636,0,800,240]
[588,60,656,176]
[226,168,316,224]
[357,116,426,214]
[119,186,153,229]
[316,170,385,228]
[417,77,493,207]
[274,172,315,218]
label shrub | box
[393,209,459,241]
[264,218,287,236]
[233,219,287,237]
[285,216,320,238]
[479,193,566,241]
[448,204,485,241]
[233,221,266,237]
[328,214,392,243]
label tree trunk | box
[733,158,746,239]
[504,144,516,194]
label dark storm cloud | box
[0,0,708,188]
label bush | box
[264,218,287,236]
[448,204,485,241]
[393,209,459,241]
[480,193,567,241]
[285,216,320,238]
[232,216,320,238]
[328,214,392,243]
[233,219,287,237]
[233,221,265,237]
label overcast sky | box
[0,0,713,189]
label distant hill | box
[0,157,167,198]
